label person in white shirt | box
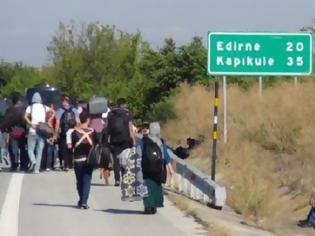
[54,96,79,171]
[24,93,54,173]
[66,118,77,148]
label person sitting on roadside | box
[298,193,315,228]
[70,110,96,209]
[174,137,202,160]
[25,93,55,174]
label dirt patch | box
[166,190,276,236]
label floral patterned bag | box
[121,147,148,201]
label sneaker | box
[34,170,40,174]
[298,219,309,224]
[114,181,120,187]
[144,208,153,215]
[151,208,157,214]
[3,157,9,165]
[46,168,51,172]
[29,162,36,172]
[80,204,90,210]
[298,221,314,228]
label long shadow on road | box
[97,208,144,215]
[91,183,107,187]
[33,203,78,209]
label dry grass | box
[163,84,212,146]
[163,81,315,230]
[167,192,231,236]
[208,224,231,236]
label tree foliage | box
[2,19,315,121]
[44,21,208,121]
[10,21,302,121]
[0,62,44,97]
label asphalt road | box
[0,170,207,236]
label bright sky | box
[0,0,314,66]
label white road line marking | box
[0,173,24,236]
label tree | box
[178,37,208,84]
[47,21,156,120]
[0,62,24,91]
[47,22,146,101]
[0,65,44,96]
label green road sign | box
[207,32,313,76]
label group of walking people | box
[0,92,174,214]
[0,93,78,173]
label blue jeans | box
[0,132,7,165]
[46,144,57,169]
[0,148,3,165]
[28,133,45,171]
[74,162,93,205]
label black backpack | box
[108,110,130,143]
[60,107,76,134]
[142,137,163,175]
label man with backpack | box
[25,93,55,173]
[1,95,27,171]
[55,95,79,171]
[107,98,136,186]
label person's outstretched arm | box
[129,122,136,146]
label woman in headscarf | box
[137,122,174,215]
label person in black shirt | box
[107,98,136,186]
[99,118,112,185]
[70,110,96,209]
[0,96,27,171]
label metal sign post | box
[258,76,263,97]
[207,31,313,181]
[294,76,298,87]
[223,76,227,144]
[211,80,219,181]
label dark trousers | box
[307,207,315,221]
[111,141,132,183]
[41,143,56,170]
[74,162,93,205]
[113,154,121,182]
[8,136,28,171]
[59,137,72,169]
[46,144,56,169]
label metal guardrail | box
[166,149,227,208]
